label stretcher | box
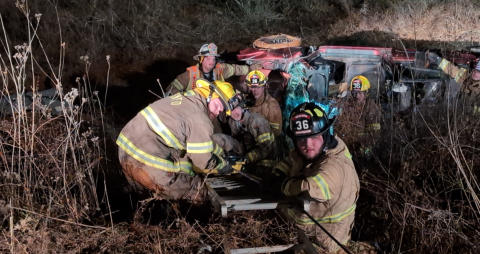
[205,174,310,217]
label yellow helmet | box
[246,70,267,87]
[349,75,370,92]
[194,79,240,116]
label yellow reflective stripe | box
[276,161,290,175]
[140,106,184,150]
[344,148,352,160]
[270,122,280,130]
[183,90,195,96]
[455,68,467,82]
[367,123,381,131]
[247,151,255,163]
[438,59,449,71]
[186,141,214,154]
[116,133,193,175]
[213,155,227,171]
[171,79,184,90]
[213,144,224,156]
[256,132,274,143]
[311,174,331,200]
[313,108,324,117]
[287,205,356,225]
[474,105,480,114]
[256,160,276,168]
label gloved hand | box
[217,155,246,175]
[426,51,442,66]
[226,155,246,173]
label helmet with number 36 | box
[289,102,332,138]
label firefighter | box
[345,75,381,132]
[273,102,361,253]
[465,61,480,114]
[245,70,283,136]
[337,75,382,157]
[117,79,244,204]
[427,52,480,114]
[473,61,480,81]
[426,51,468,102]
[212,103,276,175]
[167,43,252,95]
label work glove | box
[226,155,246,173]
[217,155,246,175]
[426,51,442,66]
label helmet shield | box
[246,70,267,87]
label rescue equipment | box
[253,34,301,49]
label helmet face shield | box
[227,94,245,110]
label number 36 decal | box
[295,119,310,130]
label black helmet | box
[289,102,333,138]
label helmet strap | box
[206,84,214,103]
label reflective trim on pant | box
[287,204,356,225]
[310,174,331,200]
[186,141,214,154]
[116,133,193,175]
[140,106,185,150]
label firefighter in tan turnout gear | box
[212,102,276,173]
[167,43,251,95]
[117,79,243,204]
[245,70,283,136]
[273,102,361,253]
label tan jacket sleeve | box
[274,150,302,177]
[438,58,468,84]
[221,63,250,79]
[211,133,245,155]
[167,71,190,95]
[243,112,275,164]
[266,99,283,136]
[186,115,227,174]
[282,161,343,200]
[301,160,344,201]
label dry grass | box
[331,0,480,48]
[337,97,480,253]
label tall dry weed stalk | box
[0,1,110,247]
